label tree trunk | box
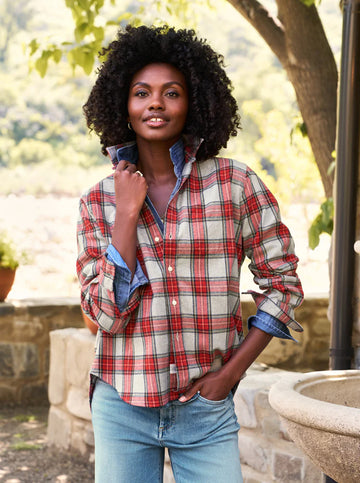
[227,0,338,198]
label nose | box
[148,93,164,110]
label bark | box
[227,0,338,198]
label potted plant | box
[81,309,98,334]
[0,231,22,302]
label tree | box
[28,0,338,198]
[227,0,338,198]
[0,0,34,64]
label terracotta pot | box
[0,268,16,302]
[81,310,98,334]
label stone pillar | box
[47,328,95,458]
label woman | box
[77,25,303,483]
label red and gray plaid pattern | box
[77,153,303,407]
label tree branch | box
[226,0,287,63]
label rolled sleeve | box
[106,244,149,311]
[248,309,297,342]
[240,168,304,332]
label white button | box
[168,266,173,272]
[155,237,160,242]
[170,364,177,374]
[172,299,177,306]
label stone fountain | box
[269,370,360,483]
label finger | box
[115,160,129,172]
[125,164,137,174]
[178,386,199,403]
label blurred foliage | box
[0,0,341,250]
[0,230,29,269]
[27,0,214,77]
[0,0,35,63]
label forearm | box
[112,211,138,277]
[220,327,272,387]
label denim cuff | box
[248,309,297,342]
[106,244,148,311]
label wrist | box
[115,208,140,223]
[219,357,247,387]
[219,328,273,385]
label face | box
[127,63,189,147]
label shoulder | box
[80,174,114,204]
[195,156,254,184]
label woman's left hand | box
[178,369,235,403]
[178,327,273,403]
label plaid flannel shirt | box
[77,136,303,407]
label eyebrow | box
[131,81,186,90]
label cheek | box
[177,102,189,123]
[127,99,141,118]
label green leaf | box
[67,45,95,74]
[28,39,39,56]
[35,51,51,78]
[92,26,104,42]
[308,198,334,249]
[74,22,89,42]
[52,49,62,63]
[77,0,89,10]
[108,12,132,25]
[94,0,105,13]
[82,51,95,74]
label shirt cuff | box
[248,309,297,342]
[106,244,148,310]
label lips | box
[144,113,168,122]
[143,113,169,127]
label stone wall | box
[0,294,330,405]
[47,328,324,483]
[242,293,330,371]
[0,298,84,405]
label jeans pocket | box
[197,392,231,406]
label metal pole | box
[329,0,360,371]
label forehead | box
[131,63,186,85]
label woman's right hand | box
[114,160,148,217]
[111,161,148,275]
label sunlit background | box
[0,0,341,299]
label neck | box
[136,138,176,181]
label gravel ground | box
[0,406,94,483]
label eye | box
[166,91,180,98]
[134,90,148,97]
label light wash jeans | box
[92,378,243,483]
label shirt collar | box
[106,135,203,180]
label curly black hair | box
[83,25,241,161]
